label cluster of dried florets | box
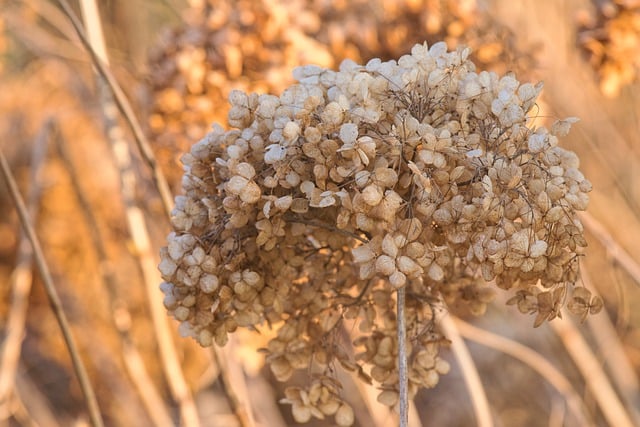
[159,42,596,424]
[145,0,537,189]
[578,0,640,96]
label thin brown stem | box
[579,212,640,287]
[283,215,370,243]
[214,344,256,427]
[76,0,199,424]
[67,1,254,424]
[54,0,174,217]
[0,150,104,427]
[15,369,64,427]
[580,264,640,426]
[454,318,593,427]
[396,287,408,427]
[0,119,51,409]
[2,8,87,63]
[54,126,174,427]
[550,314,635,427]
[438,311,492,427]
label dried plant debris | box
[158,42,598,424]
[145,0,537,189]
[578,0,640,96]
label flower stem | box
[0,150,105,427]
[397,286,408,427]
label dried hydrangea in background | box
[144,0,537,189]
[159,42,599,425]
[578,0,640,96]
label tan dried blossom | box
[159,42,597,425]
[578,0,640,96]
[567,286,604,322]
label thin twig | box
[352,372,397,427]
[54,0,174,216]
[15,368,64,427]
[579,212,640,287]
[120,342,174,427]
[438,311,493,427]
[76,0,199,425]
[54,126,174,427]
[240,374,288,427]
[396,287,409,427]
[0,119,51,411]
[216,344,256,427]
[108,90,201,427]
[25,0,81,44]
[550,314,635,427]
[580,264,640,426]
[2,8,87,63]
[454,318,593,427]
[335,318,397,427]
[60,0,248,424]
[0,150,104,427]
[283,215,370,244]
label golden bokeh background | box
[0,1,638,426]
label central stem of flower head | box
[159,41,595,426]
[397,286,409,427]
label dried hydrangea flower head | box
[159,41,598,424]
[578,0,640,96]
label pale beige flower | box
[159,40,595,425]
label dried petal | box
[335,404,355,426]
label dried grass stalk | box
[54,0,174,216]
[454,317,594,427]
[551,314,635,427]
[438,312,492,427]
[76,0,199,425]
[0,150,104,427]
[54,127,174,427]
[0,119,51,406]
[580,264,640,426]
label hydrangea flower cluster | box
[159,42,596,425]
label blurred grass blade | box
[55,125,175,427]
[0,119,51,406]
[438,311,493,427]
[551,314,635,427]
[0,149,105,427]
[54,0,174,217]
[580,212,640,288]
[580,264,640,426]
[74,0,200,425]
[454,317,594,427]
[397,287,409,427]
